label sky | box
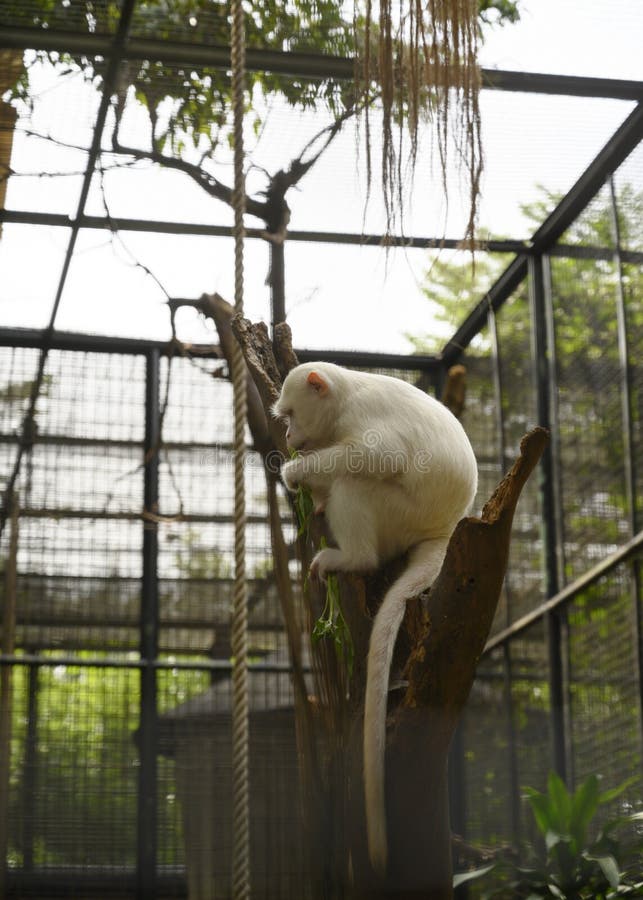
[0,0,641,355]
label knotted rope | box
[229,0,250,896]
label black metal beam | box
[441,254,528,365]
[295,347,442,371]
[8,209,643,264]
[0,0,139,538]
[0,325,442,370]
[609,174,643,772]
[529,253,568,782]
[138,348,160,900]
[0,208,532,253]
[0,324,203,354]
[21,659,39,872]
[13,505,275,525]
[5,869,187,898]
[0,654,310,673]
[1,25,642,100]
[480,68,643,102]
[442,101,643,365]
[0,26,356,79]
[30,0,139,335]
[484,531,643,653]
[529,102,643,249]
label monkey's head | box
[272,362,341,451]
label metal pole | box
[608,175,643,764]
[137,349,161,900]
[488,307,508,558]
[541,256,566,589]
[0,0,138,541]
[488,307,522,836]
[485,533,643,653]
[21,656,38,873]
[608,177,638,537]
[270,241,286,335]
[443,102,643,367]
[542,255,574,785]
[0,493,18,898]
[492,307,523,833]
[529,255,568,783]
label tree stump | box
[229,313,547,899]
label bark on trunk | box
[230,314,547,899]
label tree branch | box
[169,293,274,461]
[228,321,547,900]
[440,364,467,419]
[404,426,549,715]
[111,130,270,222]
[230,313,290,458]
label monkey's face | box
[273,364,335,452]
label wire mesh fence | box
[458,154,643,861]
[0,84,641,900]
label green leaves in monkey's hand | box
[287,452,354,676]
[311,538,354,678]
[290,449,315,537]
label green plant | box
[310,537,354,678]
[292,472,354,677]
[291,451,315,539]
[455,772,643,898]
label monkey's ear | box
[306,371,330,396]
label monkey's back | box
[335,371,477,549]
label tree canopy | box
[14,0,520,145]
[9,0,521,240]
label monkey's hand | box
[310,547,344,581]
[281,457,305,492]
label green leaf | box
[310,550,354,677]
[293,476,314,537]
[547,772,572,829]
[598,775,639,806]
[311,617,333,643]
[569,774,600,845]
[589,853,621,889]
[525,788,554,836]
[452,863,496,888]
[545,829,565,852]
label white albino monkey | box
[273,361,478,874]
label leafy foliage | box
[415,184,643,354]
[291,462,315,540]
[310,538,354,678]
[292,475,354,677]
[7,657,209,868]
[11,1,520,163]
[455,773,643,899]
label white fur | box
[274,362,478,873]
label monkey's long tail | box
[363,537,449,876]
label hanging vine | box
[357,0,483,243]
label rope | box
[229,0,250,895]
